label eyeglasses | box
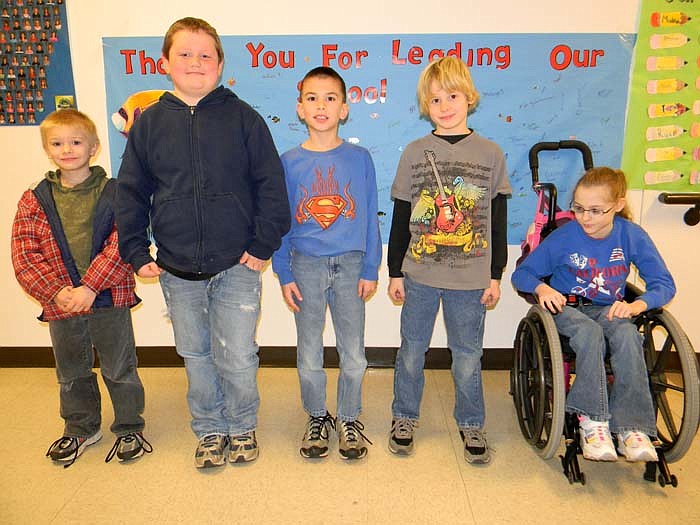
[569,203,615,217]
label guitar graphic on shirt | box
[424,150,464,233]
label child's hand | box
[388,277,405,304]
[480,279,501,308]
[281,282,303,313]
[358,279,377,301]
[535,283,566,314]
[606,299,647,320]
[54,286,73,312]
[137,262,162,278]
[240,251,266,272]
[65,285,96,312]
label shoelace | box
[582,425,611,446]
[307,413,336,440]
[105,432,153,463]
[392,418,418,439]
[462,429,488,449]
[231,432,255,448]
[341,420,373,446]
[46,436,80,469]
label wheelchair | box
[510,141,700,487]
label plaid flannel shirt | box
[11,188,138,321]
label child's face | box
[427,80,470,135]
[296,75,348,135]
[162,29,222,106]
[571,185,624,239]
[43,124,98,176]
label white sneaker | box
[616,431,658,462]
[578,415,617,461]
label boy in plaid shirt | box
[11,109,151,467]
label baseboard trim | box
[0,346,515,370]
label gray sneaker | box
[46,430,103,468]
[460,428,491,464]
[338,419,372,460]
[194,433,229,468]
[388,418,418,456]
[228,431,259,463]
[105,432,153,463]
[300,413,336,458]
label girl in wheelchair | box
[511,167,676,463]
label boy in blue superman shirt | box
[272,66,381,460]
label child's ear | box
[296,101,305,121]
[614,197,626,213]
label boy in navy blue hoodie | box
[272,67,381,460]
[116,17,290,469]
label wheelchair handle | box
[528,140,594,186]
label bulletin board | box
[103,33,633,243]
[621,0,700,191]
[0,0,76,126]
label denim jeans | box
[160,264,261,438]
[553,304,656,436]
[291,251,367,422]
[392,276,486,429]
[48,307,145,438]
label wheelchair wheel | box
[512,305,566,459]
[637,309,700,463]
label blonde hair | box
[39,109,99,149]
[162,17,224,64]
[574,166,632,220]
[416,56,480,117]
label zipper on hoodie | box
[189,105,205,273]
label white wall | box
[7,0,693,353]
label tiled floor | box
[2,367,699,524]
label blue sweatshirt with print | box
[511,216,675,309]
[272,142,382,285]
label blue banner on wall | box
[103,33,634,243]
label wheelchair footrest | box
[644,446,678,488]
[560,412,585,485]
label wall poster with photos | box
[0,0,76,126]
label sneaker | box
[460,428,491,464]
[578,415,617,462]
[105,432,153,463]
[46,430,103,468]
[388,418,418,456]
[194,433,229,468]
[338,419,372,460]
[228,431,259,463]
[300,412,336,458]
[617,430,658,462]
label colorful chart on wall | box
[0,0,76,126]
[622,0,700,191]
[103,33,633,243]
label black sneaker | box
[460,428,491,464]
[46,430,103,468]
[228,431,259,463]
[300,412,336,458]
[338,419,372,460]
[194,433,229,468]
[105,432,153,463]
[388,418,418,456]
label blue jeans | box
[392,276,486,429]
[160,265,261,438]
[291,251,367,422]
[48,307,145,438]
[553,304,656,436]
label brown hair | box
[416,56,480,118]
[298,66,347,103]
[39,109,99,149]
[161,17,224,63]
[573,166,632,220]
